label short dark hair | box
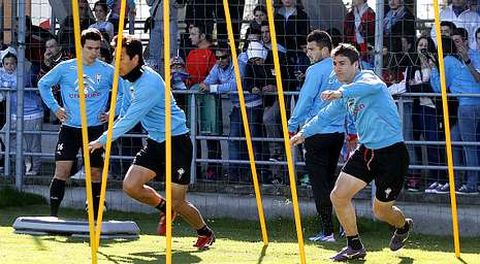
[440,21,457,31]
[307,30,333,51]
[190,22,213,42]
[452,27,469,40]
[112,34,144,65]
[441,36,458,57]
[81,28,102,47]
[253,5,267,15]
[332,43,360,63]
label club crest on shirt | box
[95,73,101,84]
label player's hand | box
[100,112,109,123]
[290,132,305,146]
[55,108,68,122]
[88,140,104,153]
[199,82,210,93]
[321,90,343,101]
[346,134,358,155]
[262,84,276,93]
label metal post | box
[16,0,26,190]
[372,0,385,218]
[4,89,11,176]
[374,0,385,77]
[11,0,17,47]
[189,92,197,183]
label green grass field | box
[0,188,478,263]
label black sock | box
[50,178,66,217]
[396,220,411,235]
[196,225,212,236]
[92,182,102,219]
[347,234,363,250]
[155,199,166,213]
[319,205,334,235]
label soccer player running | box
[291,43,412,261]
[38,28,119,220]
[288,30,356,242]
[88,35,215,249]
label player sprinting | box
[88,35,215,249]
[38,28,120,220]
[291,43,413,261]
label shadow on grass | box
[98,250,203,264]
[2,205,480,254]
[256,244,268,264]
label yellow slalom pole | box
[163,0,173,263]
[94,0,127,249]
[432,0,461,258]
[264,1,305,263]
[222,0,269,246]
[71,0,97,263]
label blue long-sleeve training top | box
[430,55,480,106]
[205,58,262,108]
[301,70,403,149]
[38,59,121,128]
[288,58,347,134]
[97,65,189,144]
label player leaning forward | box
[291,43,413,261]
[89,35,215,249]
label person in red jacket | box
[343,0,375,55]
[186,23,222,180]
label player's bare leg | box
[122,165,215,249]
[373,199,412,251]
[330,172,367,261]
[330,172,366,236]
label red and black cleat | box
[156,211,177,236]
[193,232,216,250]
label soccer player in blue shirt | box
[291,43,412,261]
[38,28,119,220]
[88,35,215,249]
[288,30,356,243]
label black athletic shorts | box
[132,134,193,185]
[341,142,409,202]
[55,125,104,168]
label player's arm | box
[288,67,320,133]
[291,99,345,145]
[90,84,159,151]
[38,62,65,119]
[338,75,384,98]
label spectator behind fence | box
[242,41,270,183]
[199,43,260,182]
[0,48,43,176]
[452,28,480,82]
[343,0,375,55]
[89,0,114,42]
[431,0,480,50]
[170,56,189,111]
[288,31,356,242]
[430,36,479,195]
[146,0,179,75]
[247,5,267,38]
[440,21,457,37]
[186,23,221,180]
[274,0,310,61]
[383,0,415,54]
[106,0,136,35]
[404,36,445,192]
